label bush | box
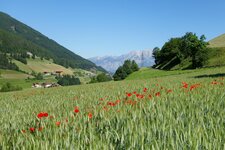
[56,75,81,86]
[89,73,112,83]
[30,71,43,80]
[113,60,139,81]
[35,73,43,80]
[0,82,22,92]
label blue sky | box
[1,0,225,58]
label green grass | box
[0,69,32,79]
[0,69,57,89]
[207,47,225,67]
[0,78,57,89]
[209,33,225,47]
[14,58,74,75]
[0,67,224,149]
[13,58,97,84]
[125,67,224,80]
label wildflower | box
[143,88,148,92]
[211,80,218,85]
[107,101,116,106]
[126,93,132,97]
[136,94,144,99]
[182,82,188,88]
[155,92,160,97]
[115,100,121,104]
[167,89,172,93]
[74,106,79,113]
[37,112,48,119]
[88,113,93,119]
[29,127,35,133]
[56,121,61,126]
[38,127,43,131]
[190,83,200,91]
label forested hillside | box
[0,12,105,72]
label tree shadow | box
[194,73,225,78]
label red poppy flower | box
[29,127,35,133]
[126,93,132,97]
[115,100,121,104]
[37,112,48,119]
[38,127,43,131]
[74,106,79,113]
[56,121,61,126]
[155,92,160,97]
[143,88,148,92]
[43,113,48,117]
[167,89,172,93]
[190,83,200,91]
[88,113,93,119]
[182,82,188,88]
[136,94,144,99]
[211,81,218,85]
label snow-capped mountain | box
[89,50,154,73]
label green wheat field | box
[0,67,225,149]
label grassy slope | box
[0,69,31,79]
[13,58,74,75]
[209,33,225,47]
[126,66,225,80]
[0,69,57,89]
[0,58,96,89]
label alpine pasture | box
[0,67,224,149]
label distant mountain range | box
[89,50,154,73]
[0,11,106,72]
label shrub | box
[56,75,81,86]
[89,73,112,83]
[0,82,22,92]
[113,60,139,81]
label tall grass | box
[0,68,224,149]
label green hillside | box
[0,58,96,89]
[153,33,225,70]
[13,58,74,75]
[0,12,105,72]
[209,33,225,47]
[126,66,225,80]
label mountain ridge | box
[89,50,154,73]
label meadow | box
[0,67,224,149]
